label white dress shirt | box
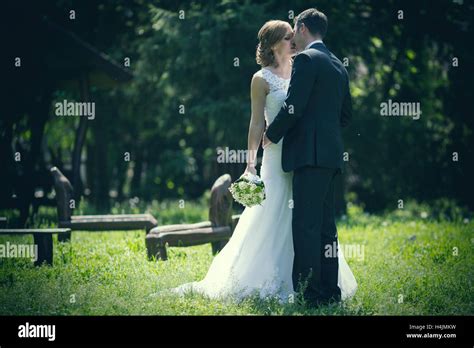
[305,39,323,50]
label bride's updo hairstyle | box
[256,20,290,68]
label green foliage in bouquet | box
[228,174,266,208]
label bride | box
[172,20,357,304]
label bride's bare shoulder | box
[252,69,264,80]
[251,69,269,94]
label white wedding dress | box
[172,67,357,303]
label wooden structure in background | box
[2,12,133,226]
[146,174,241,261]
[51,166,157,241]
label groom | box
[264,8,352,306]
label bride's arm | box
[245,73,267,175]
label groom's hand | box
[262,132,273,149]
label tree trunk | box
[20,89,51,226]
[92,101,110,213]
[71,74,90,206]
[130,148,143,198]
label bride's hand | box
[244,164,257,176]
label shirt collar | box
[305,39,323,50]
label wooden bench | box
[146,174,240,261]
[60,214,158,233]
[51,166,158,241]
[0,228,71,266]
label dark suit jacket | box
[265,42,352,172]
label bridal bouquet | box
[228,172,266,207]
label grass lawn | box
[0,203,472,315]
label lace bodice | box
[256,68,290,125]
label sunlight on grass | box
[0,202,472,315]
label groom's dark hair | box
[295,8,328,38]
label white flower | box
[229,174,266,207]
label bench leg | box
[58,231,71,242]
[211,240,228,255]
[158,244,168,261]
[146,236,157,260]
[33,233,53,266]
[146,237,168,261]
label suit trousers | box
[292,165,341,303]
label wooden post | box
[145,236,168,261]
[33,233,53,266]
[209,174,233,255]
[51,167,74,241]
